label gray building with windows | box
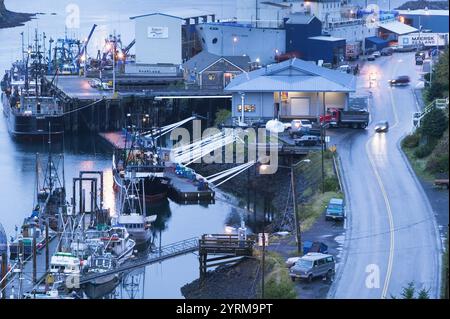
[182,51,251,90]
[225,58,356,122]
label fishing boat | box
[101,226,136,264]
[112,131,171,203]
[84,253,120,286]
[0,30,64,140]
[8,213,52,259]
[116,175,157,246]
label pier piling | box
[1,253,7,299]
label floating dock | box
[166,170,215,204]
[99,131,215,204]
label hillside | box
[0,0,35,29]
[396,0,449,10]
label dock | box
[199,234,254,278]
[1,235,58,298]
[99,131,216,204]
[79,238,199,285]
[166,170,215,204]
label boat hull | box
[2,93,64,140]
[113,170,170,203]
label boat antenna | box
[48,122,53,191]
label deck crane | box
[122,39,135,58]
[76,24,98,62]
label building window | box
[237,104,256,113]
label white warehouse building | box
[130,13,184,65]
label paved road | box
[329,52,442,299]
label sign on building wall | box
[399,33,449,47]
[147,27,169,39]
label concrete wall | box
[134,14,183,65]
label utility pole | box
[32,223,37,284]
[291,155,302,255]
[322,92,327,194]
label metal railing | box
[79,237,199,285]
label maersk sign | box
[399,33,449,47]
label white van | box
[289,253,335,282]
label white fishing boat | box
[101,227,136,264]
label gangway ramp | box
[79,238,199,285]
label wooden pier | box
[198,234,254,278]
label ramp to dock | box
[79,238,199,285]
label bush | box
[426,153,449,174]
[414,144,435,158]
[421,108,448,139]
[214,109,232,127]
[323,177,340,192]
[264,277,297,299]
[402,134,420,148]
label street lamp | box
[239,92,246,126]
[233,37,238,56]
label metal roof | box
[225,58,356,93]
[183,51,251,73]
[308,36,345,42]
[286,14,319,25]
[130,13,184,20]
[365,36,389,45]
[378,21,418,35]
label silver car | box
[289,253,335,282]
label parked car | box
[290,253,335,282]
[285,257,301,268]
[367,54,376,61]
[416,51,426,59]
[289,119,313,137]
[88,78,102,88]
[325,198,345,221]
[381,47,393,56]
[389,75,410,86]
[295,135,320,147]
[374,121,389,133]
[372,51,381,58]
[338,65,352,74]
[285,242,328,268]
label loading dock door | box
[291,98,310,116]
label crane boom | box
[77,24,98,59]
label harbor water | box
[0,0,414,298]
[0,0,237,299]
